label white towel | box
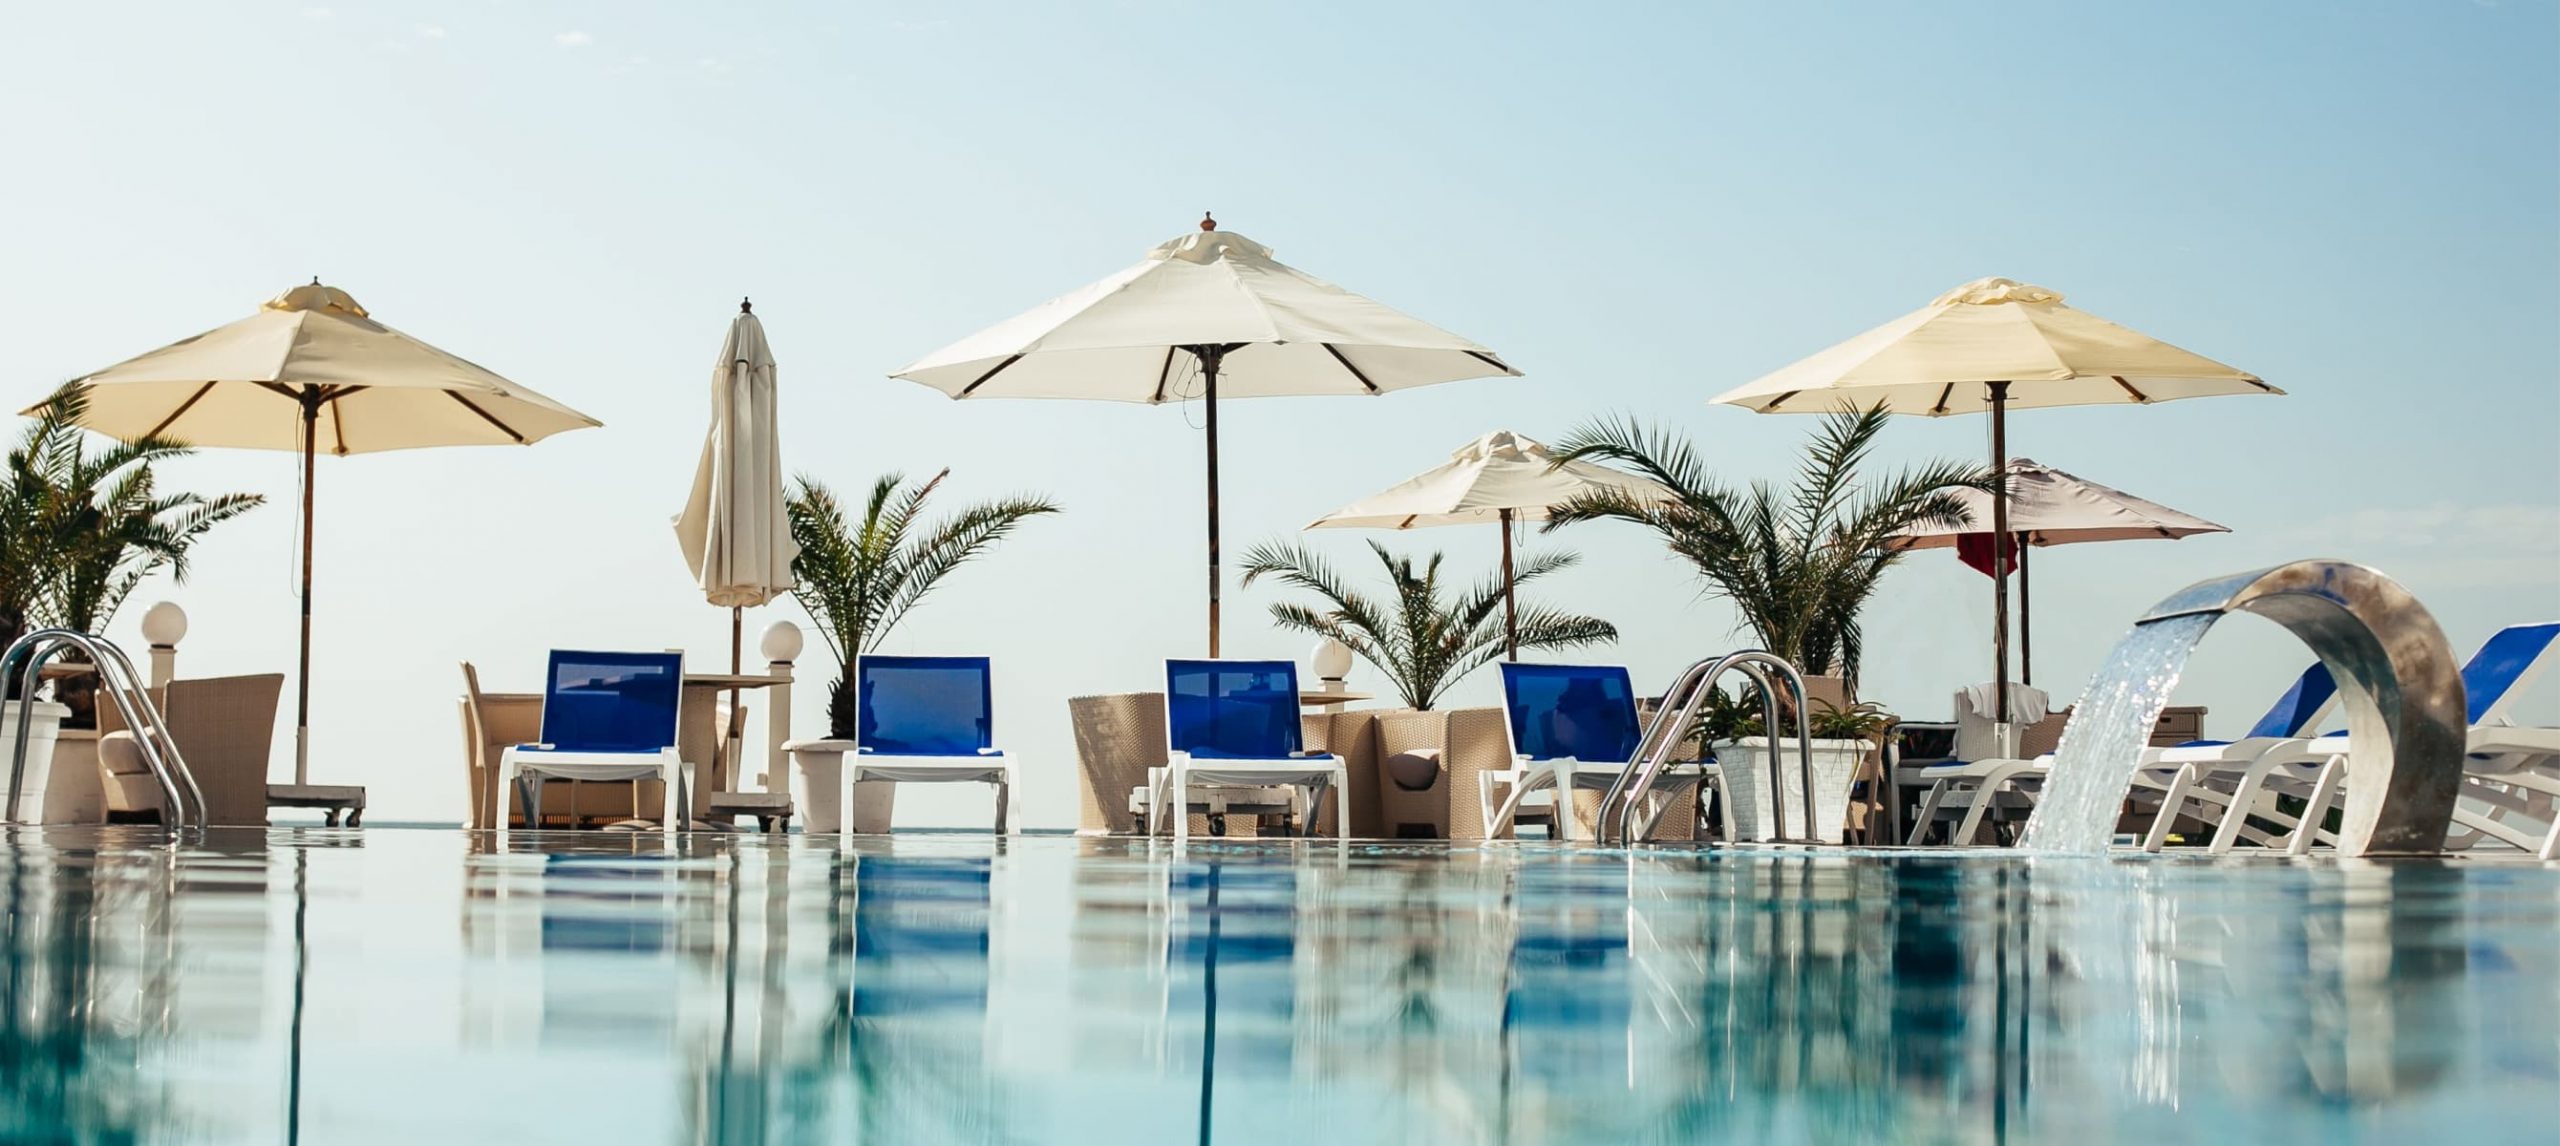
[1959,682,2052,725]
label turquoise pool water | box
[2,828,2553,1144]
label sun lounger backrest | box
[1166,660,1303,760]
[540,650,682,753]
[855,655,995,755]
[1499,663,1642,765]
[2461,622,2559,726]
[2244,662,2339,740]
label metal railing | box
[1596,650,1816,846]
[6,629,203,831]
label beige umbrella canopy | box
[1308,430,1672,659]
[895,215,1519,654]
[1889,456,2228,682]
[1712,277,2274,727]
[51,281,600,782]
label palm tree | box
[1239,539,1616,710]
[1544,405,1989,691]
[0,383,261,672]
[786,470,1059,737]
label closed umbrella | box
[1711,277,2275,737]
[1889,456,2228,682]
[675,299,798,799]
[1307,429,1672,659]
[48,281,600,783]
[674,299,799,672]
[894,215,1518,655]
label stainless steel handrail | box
[1597,650,1817,846]
[5,629,203,832]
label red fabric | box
[1956,533,2019,578]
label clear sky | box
[3,1,2553,827]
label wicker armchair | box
[97,674,283,827]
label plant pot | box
[2,701,73,825]
[786,741,897,834]
[1712,736,1872,843]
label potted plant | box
[1710,698,1892,843]
[1543,405,1991,692]
[1239,539,1616,711]
[785,469,1057,832]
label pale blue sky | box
[3,2,2553,826]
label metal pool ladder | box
[4,629,205,832]
[1594,651,1817,846]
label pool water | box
[3,828,2554,1144]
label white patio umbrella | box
[48,281,600,783]
[1889,456,2228,683]
[1307,429,1672,659]
[674,299,799,671]
[1711,277,2275,729]
[893,215,1519,655]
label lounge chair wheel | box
[1208,813,1227,836]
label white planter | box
[2,701,72,825]
[786,742,897,834]
[1712,736,1871,843]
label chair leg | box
[2143,765,2201,853]
[2288,756,2347,856]
[523,775,543,831]
[1171,762,1190,844]
[992,778,1010,836]
[1909,781,1954,846]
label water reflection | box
[0,831,2552,1144]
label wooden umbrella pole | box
[727,604,742,795]
[1203,349,1221,658]
[1499,508,1518,661]
[1987,383,2013,737]
[294,389,319,786]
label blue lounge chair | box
[1488,663,1710,842]
[494,650,691,837]
[1154,660,1348,843]
[843,655,1016,834]
[2176,621,2559,854]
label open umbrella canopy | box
[54,282,599,452]
[1712,277,2280,415]
[892,224,1518,400]
[675,302,798,610]
[1307,430,1669,530]
[1889,457,2227,549]
[891,217,1518,655]
[48,281,598,785]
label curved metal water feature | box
[1596,650,1816,846]
[5,629,204,832]
[2018,560,2465,857]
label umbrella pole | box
[729,604,743,792]
[1988,383,2012,741]
[295,389,319,786]
[1499,508,1518,661]
[1195,345,1231,658]
[2018,542,2032,686]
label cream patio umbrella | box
[675,299,797,798]
[893,215,1519,655]
[1307,429,1672,660]
[49,281,601,784]
[1711,277,2275,731]
[1889,456,2227,683]
[674,299,798,673]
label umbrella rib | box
[1760,389,1800,412]
[1321,344,1382,395]
[957,354,1025,398]
[1149,346,1177,404]
[2110,375,2151,403]
[1464,350,1516,376]
[1929,383,1955,415]
[330,390,351,456]
[143,381,219,439]
[445,391,528,444]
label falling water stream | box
[2018,613,2220,854]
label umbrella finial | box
[1200,211,1216,232]
[740,296,753,314]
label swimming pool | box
[3,828,2552,1144]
